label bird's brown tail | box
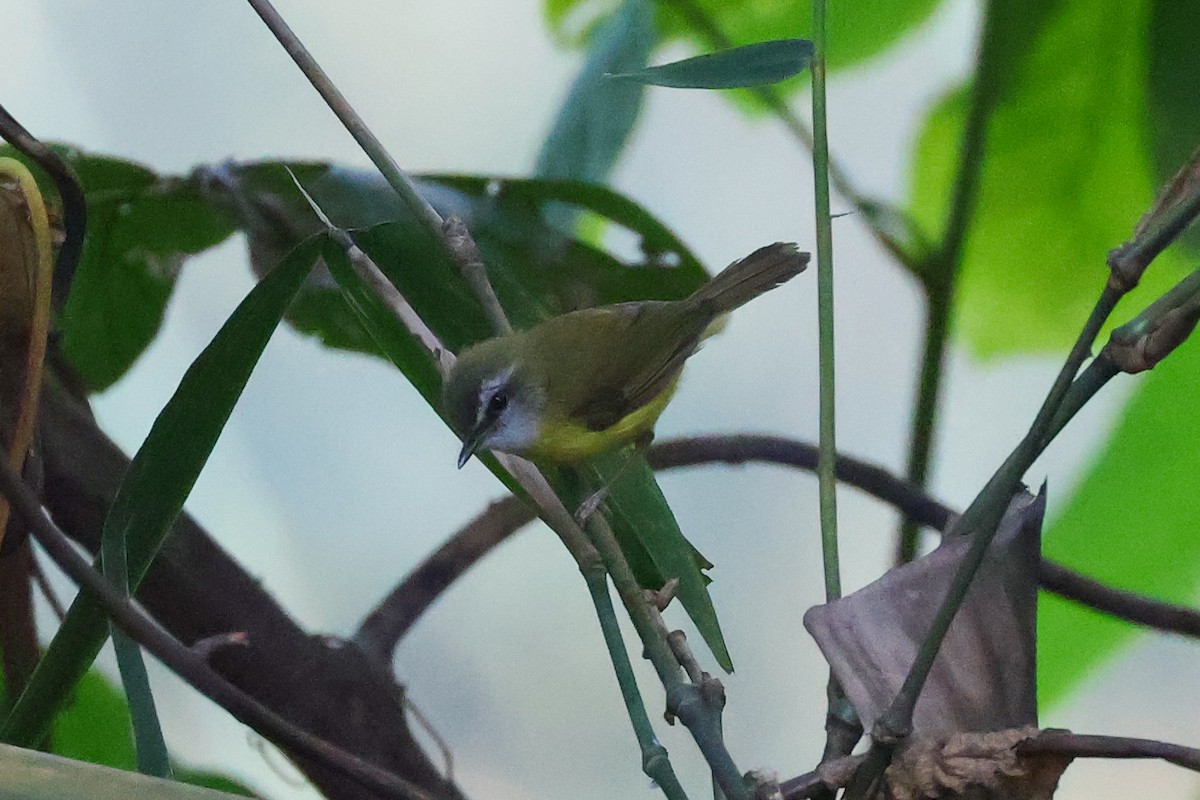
[690,242,810,314]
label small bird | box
[444,242,809,470]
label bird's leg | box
[573,432,654,524]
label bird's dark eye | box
[487,390,509,416]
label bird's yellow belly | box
[525,382,678,463]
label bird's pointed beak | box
[457,425,489,469]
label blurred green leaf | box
[536,0,655,196]
[547,0,942,74]
[909,0,1187,357]
[51,669,136,770]
[0,742,249,800]
[1,237,321,747]
[49,670,254,796]
[1039,339,1200,705]
[610,39,813,89]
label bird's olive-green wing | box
[528,301,712,432]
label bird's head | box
[443,337,545,467]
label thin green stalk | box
[585,516,748,800]
[809,2,858,786]
[895,0,1005,564]
[895,287,951,563]
[659,0,917,270]
[811,0,840,605]
[583,566,689,800]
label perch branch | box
[356,434,1200,661]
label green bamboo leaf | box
[546,0,939,75]
[107,630,170,778]
[0,742,248,800]
[569,455,732,669]
[1,236,322,747]
[609,39,813,89]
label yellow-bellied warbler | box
[444,242,809,468]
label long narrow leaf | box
[1,236,323,746]
[610,39,814,89]
[109,629,171,777]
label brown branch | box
[39,373,465,800]
[777,730,1200,799]
[1022,730,1200,772]
[0,451,434,800]
[356,497,533,661]
[1037,560,1200,637]
[356,433,1200,663]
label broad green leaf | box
[0,742,249,800]
[1039,338,1200,705]
[909,0,1187,357]
[609,39,813,89]
[1,237,321,747]
[536,0,655,194]
[546,0,942,74]
[0,147,237,391]
[61,153,232,390]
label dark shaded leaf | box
[201,164,709,355]
[1147,0,1200,253]
[609,39,813,89]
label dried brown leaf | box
[804,491,1044,737]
